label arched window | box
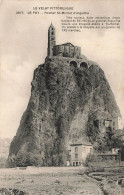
[80,62,88,69]
[70,61,77,68]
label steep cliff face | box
[8,57,120,166]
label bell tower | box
[48,23,56,56]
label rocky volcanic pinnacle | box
[8,57,120,167]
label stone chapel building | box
[47,23,81,59]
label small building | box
[112,117,123,130]
[98,148,121,162]
[70,142,93,166]
[105,117,123,131]
[104,119,112,128]
[101,116,123,134]
[53,43,81,59]
[98,153,119,161]
[112,148,120,154]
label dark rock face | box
[8,57,120,167]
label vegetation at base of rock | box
[8,152,67,167]
[8,58,121,167]
[93,128,124,152]
[85,153,120,168]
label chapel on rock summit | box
[47,23,90,69]
[47,23,81,58]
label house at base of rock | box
[68,142,93,166]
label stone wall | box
[53,44,81,58]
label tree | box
[95,127,124,152]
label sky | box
[0,0,124,138]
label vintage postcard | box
[0,0,124,194]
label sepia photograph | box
[0,0,124,194]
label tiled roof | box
[61,42,74,47]
[54,42,75,47]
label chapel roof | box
[62,42,74,47]
[54,42,75,47]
